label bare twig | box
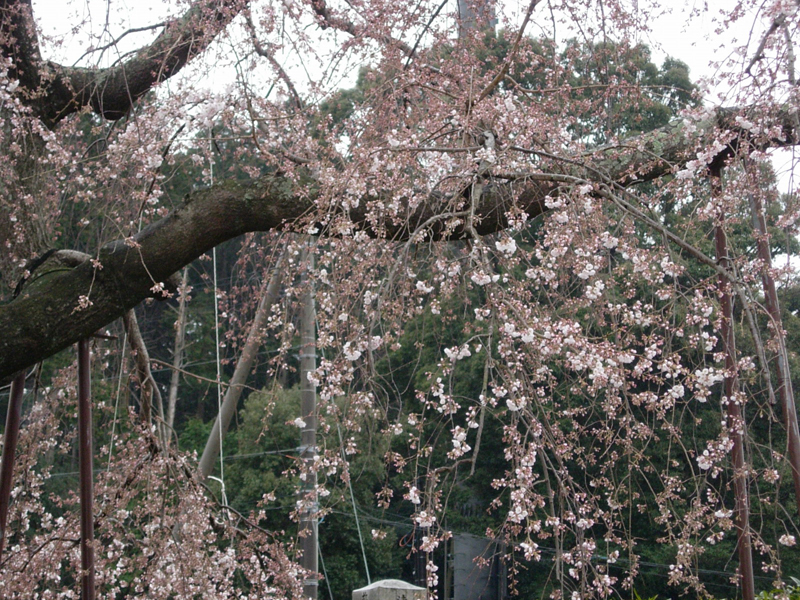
[746,13,786,74]
[474,0,541,105]
[404,0,449,69]
[71,21,168,67]
[244,9,304,109]
[309,0,412,55]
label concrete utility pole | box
[299,242,318,600]
[457,0,496,37]
[77,339,95,600]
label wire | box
[328,509,414,532]
[106,332,127,467]
[318,541,335,600]
[211,146,227,511]
[337,420,371,584]
[323,329,371,585]
[48,447,297,478]
[223,447,299,460]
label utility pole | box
[299,241,318,600]
[457,0,496,37]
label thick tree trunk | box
[0,108,797,381]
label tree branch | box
[0,105,797,380]
[2,0,245,124]
[309,0,413,56]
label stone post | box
[353,579,428,600]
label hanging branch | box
[742,158,800,516]
[244,9,304,111]
[474,0,541,105]
[2,106,800,382]
[711,167,755,600]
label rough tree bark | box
[1,107,797,381]
[0,0,245,125]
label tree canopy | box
[2,0,800,598]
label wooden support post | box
[712,168,754,600]
[0,371,25,558]
[77,339,95,600]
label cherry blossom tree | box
[2,0,800,598]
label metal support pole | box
[0,371,25,558]
[77,339,95,600]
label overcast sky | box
[28,0,798,193]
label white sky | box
[28,0,735,77]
